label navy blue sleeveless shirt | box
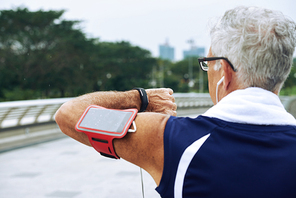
[156,115,296,198]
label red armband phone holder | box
[75,105,138,159]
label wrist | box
[133,88,149,112]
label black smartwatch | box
[133,88,149,112]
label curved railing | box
[0,94,295,130]
[0,98,71,129]
[0,94,295,153]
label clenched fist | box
[145,88,177,116]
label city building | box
[159,40,175,61]
[183,46,205,58]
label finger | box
[169,95,176,103]
[172,110,177,116]
[166,88,174,95]
[165,110,177,116]
[172,103,177,111]
[167,100,177,110]
[163,91,175,102]
[164,101,176,110]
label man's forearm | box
[68,90,142,110]
[55,90,142,146]
[55,88,176,146]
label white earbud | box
[216,76,225,104]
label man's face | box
[207,48,223,105]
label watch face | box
[76,106,137,137]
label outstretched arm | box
[55,88,177,185]
[55,88,176,184]
[55,88,176,146]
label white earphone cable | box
[216,76,225,104]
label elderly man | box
[55,6,296,198]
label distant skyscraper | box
[159,40,175,61]
[183,47,205,59]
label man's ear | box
[220,59,232,90]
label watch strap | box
[133,88,149,112]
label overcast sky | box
[1,0,295,60]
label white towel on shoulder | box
[203,87,296,126]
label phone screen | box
[79,108,133,133]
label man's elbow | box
[55,103,92,146]
[55,103,72,136]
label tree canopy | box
[0,7,295,101]
[0,7,160,101]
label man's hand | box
[146,88,177,116]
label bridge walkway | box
[0,109,205,198]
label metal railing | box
[0,94,295,153]
[174,93,213,108]
[0,94,295,130]
[0,98,71,129]
[0,94,212,130]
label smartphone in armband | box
[75,105,138,159]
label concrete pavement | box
[0,110,204,198]
[0,136,161,198]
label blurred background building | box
[159,40,175,61]
[183,46,205,58]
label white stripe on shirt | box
[174,134,211,198]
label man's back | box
[157,115,296,198]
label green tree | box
[0,8,88,98]
[0,8,66,98]
[166,57,208,93]
[0,7,157,101]
[281,58,296,95]
[88,41,156,91]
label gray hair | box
[210,6,296,92]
